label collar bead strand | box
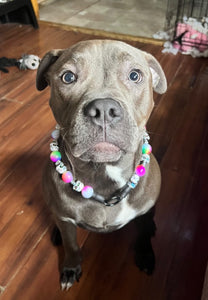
[49,125,152,204]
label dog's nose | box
[84,98,123,126]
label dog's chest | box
[81,166,138,230]
[74,197,138,232]
[58,163,156,231]
[104,166,138,227]
[109,197,138,228]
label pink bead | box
[62,171,73,183]
[135,165,146,177]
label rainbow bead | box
[142,143,152,155]
[135,165,146,177]
[81,186,94,199]
[62,171,73,183]
[50,151,61,162]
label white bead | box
[131,174,140,184]
[143,132,150,140]
[73,181,84,192]
[56,163,67,174]
[55,160,61,166]
[50,141,59,151]
[142,154,150,164]
[55,161,64,168]
[128,181,136,189]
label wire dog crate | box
[165,0,208,51]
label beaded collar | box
[49,125,152,207]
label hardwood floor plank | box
[0,94,53,182]
[0,99,22,126]
[161,60,208,173]
[0,140,48,226]
[3,73,39,103]
[148,56,207,164]
[2,227,60,299]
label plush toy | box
[0,54,40,73]
[19,54,40,70]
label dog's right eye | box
[128,69,143,83]
[61,71,76,84]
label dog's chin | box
[79,142,122,163]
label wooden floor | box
[0,22,208,300]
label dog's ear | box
[144,53,167,94]
[36,49,64,91]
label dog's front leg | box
[134,207,156,275]
[55,219,82,290]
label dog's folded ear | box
[144,53,167,94]
[36,49,64,91]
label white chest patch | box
[105,165,126,188]
[114,197,138,228]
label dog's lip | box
[92,142,120,153]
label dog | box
[36,39,167,290]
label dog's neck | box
[61,139,139,188]
[67,149,138,187]
[50,125,151,205]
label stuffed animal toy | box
[0,54,40,73]
[19,54,40,70]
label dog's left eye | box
[62,71,77,84]
[128,69,143,83]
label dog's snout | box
[84,98,123,126]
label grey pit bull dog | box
[36,40,167,290]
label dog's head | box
[37,40,166,163]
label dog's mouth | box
[80,142,122,162]
[92,142,120,153]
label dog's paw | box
[60,265,82,291]
[135,248,155,275]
